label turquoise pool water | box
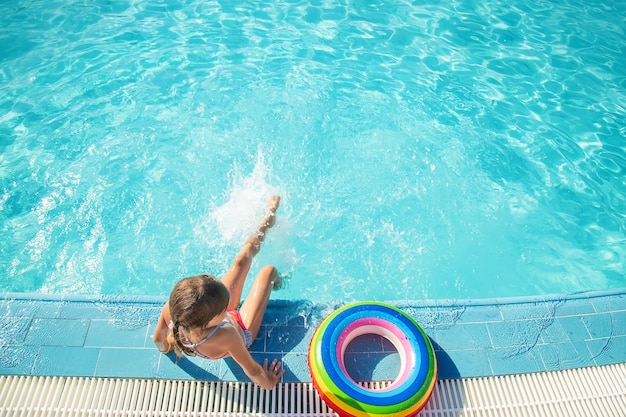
[1,0,625,302]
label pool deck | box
[1,289,625,382]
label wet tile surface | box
[1,289,625,383]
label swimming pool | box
[1,0,624,303]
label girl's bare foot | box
[268,195,280,212]
[266,195,280,226]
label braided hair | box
[168,274,230,358]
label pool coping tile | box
[84,320,151,348]
[25,318,90,347]
[586,335,626,366]
[95,347,160,378]
[544,316,591,343]
[33,346,100,377]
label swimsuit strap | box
[181,318,230,349]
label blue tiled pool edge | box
[1,288,625,382]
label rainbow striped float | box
[308,302,437,417]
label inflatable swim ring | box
[308,302,437,417]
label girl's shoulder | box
[197,324,244,359]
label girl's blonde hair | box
[168,274,230,357]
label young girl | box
[152,195,285,389]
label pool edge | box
[1,287,625,381]
[3,286,625,305]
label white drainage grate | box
[0,378,336,417]
[1,364,625,416]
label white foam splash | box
[210,151,279,245]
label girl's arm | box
[151,302,173,353]
[226,334,284,389]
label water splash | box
[401,303,466,329]
[203,150,301,285]
[210,151,279,245]
[95,296,159,330]
[0,316,32,368]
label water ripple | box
[1,0,624,300]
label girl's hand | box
[262,358,285,388]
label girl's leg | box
[222,196,280,310]
[221,244,255,311]
[238,265,280,340]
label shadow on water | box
[430,339,466,416]
[431,339,461,379]
[163,352,220,380]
